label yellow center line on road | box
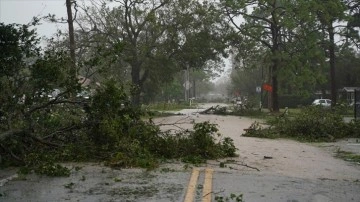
[184,168,200,202]
[202,168,214,202]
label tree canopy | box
[73,0,231,105]
[222,0,359,110]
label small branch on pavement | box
[212,160,261,172]
[156,115,194,125]
[203,189,225,198]
[232,162,260,171]
[155,116,194,131]
[199,105,220,114]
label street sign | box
[183,81,192,90]
[263,83,273,92]
[256,86,261,93]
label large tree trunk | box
[130,58,149,106]
[131,64,141,106]
[66,0,76,78]
[272,63,279,112]
[270,11,281,113]
[131,61,150,106]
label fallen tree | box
[0,22,238,175]
[1,82,238,175]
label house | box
[78,76,92,87]
[340,87,360,105]
[78,75,101,88]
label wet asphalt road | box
[1,103,360,202]
[1,164,360,202]
[210,169,360,202]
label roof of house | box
[341,87,360,92]
[78,76,91,87]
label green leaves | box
[76,0,230,105]
[222,0,357,109]
[245,106,359,142]
[0,23,39,77]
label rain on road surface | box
[1,103,360,202]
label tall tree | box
[0,23,40,125]
[76,0,230,105]
[345,0,360,45]
[336,47,360,87]
[222,0,296,112]
[0,23,78,149]
[66,0,77,78]
[222,0,352,110]
[312,0,347,106]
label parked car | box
[76,89,93,100]
[312,99,332,107]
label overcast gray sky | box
[0,0,68,37]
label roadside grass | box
[143,110,180,118]
[248,106,353,119]
[212,106,302,119]
[144,102,198,111]
[142,102,200,118]
[335,150,360,164]
[259,107,301,114]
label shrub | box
[2,81,238,173]
[84,83,238,168]
[345,120,360,138]
[20,153,70,177]
[278,95,313,108]
[243,122,280,139]
[244,106,354,142]
[276,106,347,141]
[230,108,264,117]
[149,122,238,163]
[219,137,238,157]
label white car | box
[312,99,332,107]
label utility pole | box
[184,69,188,102]
[187,65,190,101]
[66,0,76,78]
[268,65,272,111]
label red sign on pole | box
[263,83,273,92]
